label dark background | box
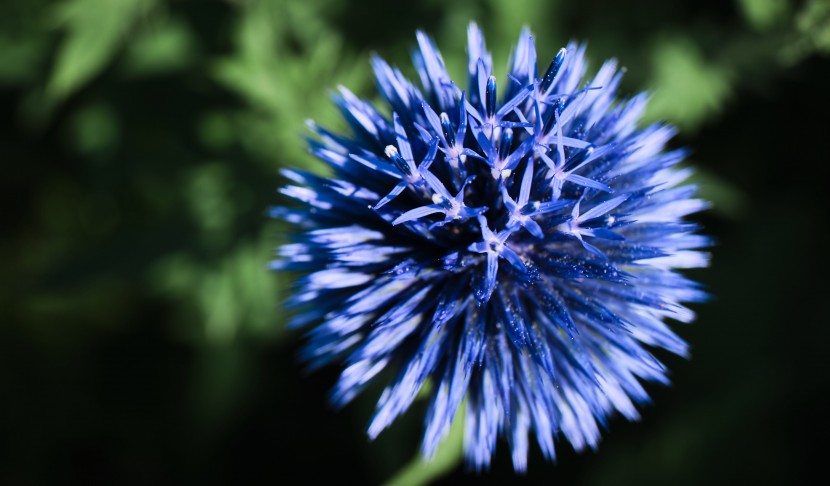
[2,0,829,484]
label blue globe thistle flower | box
[272,23,710,471]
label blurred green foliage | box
[48,0,157,101]
[2,0,829,484]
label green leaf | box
[121,17,198,77]
[797,0,830,53]
[150,232,283,344]
[737,0,790,30]
[687,166,749,220]
[47,0,156,102]
[212,0,366,171]
[645,38,731,130]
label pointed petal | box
[500,246,527,273]
[579,194,629,222]
[393,204,445,225]
[393,113,413,163]
[522,218,544,238]
[566,173,613,192]
[374,181,408,209]
[418,137,441,171]
[420,168,453,200]
[422,101,447,146]
[480,252,499,301]
[497,84,534,118]
[504,135,535,171]
[519,157,535,206]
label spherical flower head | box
[272,23,710,471]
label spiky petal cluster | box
[272,24,710,471]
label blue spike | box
[486,75,497,119]
[498,128,514,160]
[540,48,567,93]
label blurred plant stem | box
[384,408,465,486]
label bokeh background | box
[2,0,829,484]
